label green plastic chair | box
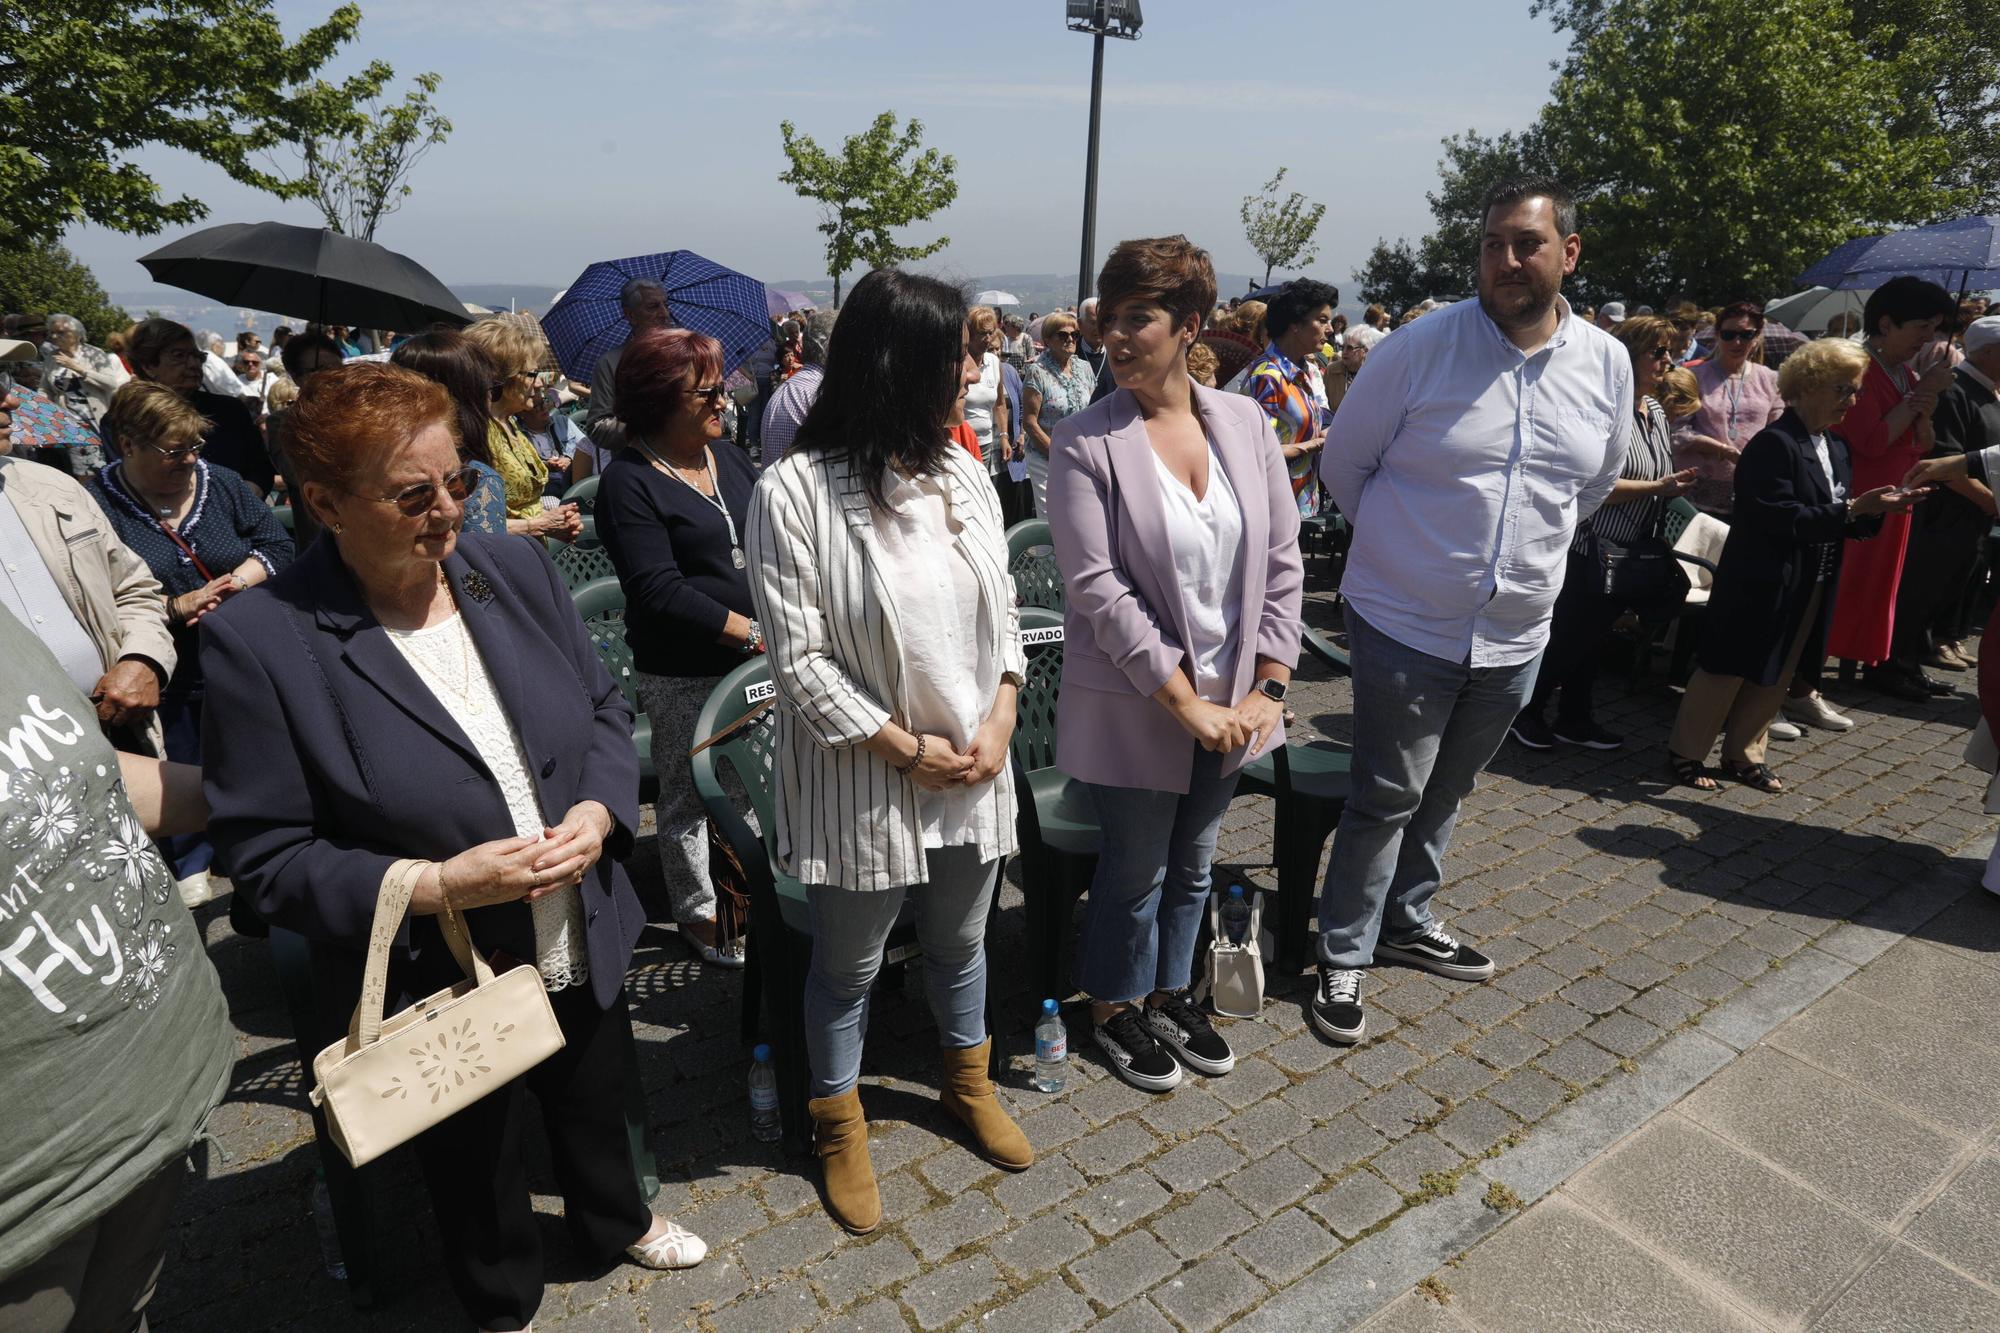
[1009,607,1101,1002]
[562,473,601,514]
[552,541,618,591]
[272,502,296,534]
[1006,519,1065,611]
[1235,629,1355,974]
[575,586,655,805]
[690,660,1000,1154]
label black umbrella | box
[138,221,472,330]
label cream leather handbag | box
[309,859,566,1166]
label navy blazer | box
[200,531,645,1010]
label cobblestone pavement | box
[153,600,1997,1331]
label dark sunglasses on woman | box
[360,463,481,517]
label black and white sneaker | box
[1309,967,1367,1044]
[1093,1006,1183,1092]
[1508,713,1556,751]
[1373,923,1495,981]
[1142,989,1235,1076]
[1551,720,1622,751]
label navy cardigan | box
[200,531,645,1010]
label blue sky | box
[64,1,1569,298]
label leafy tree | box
[1531,0,2000,211]
[0,242,129,341]
[0,1,366,246]
[273,68,451,241]
[1354,238,1459,313]
[1541,0,1959,300]
[1240,169,1327,286]
[777,112,958,305]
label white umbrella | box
[1765,286,1867,335]
[973,289,1021,306]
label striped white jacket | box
[745,442,1024,891]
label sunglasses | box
[1717,329,1760,343]
[1648,345,1674,360]
[1836,382,1863,400]
[1047,330,1078,341]
[355,463,480,517]
[685,383,728,403]
[143,440,205,462]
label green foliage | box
[0,1,367,246]
[1368,0,1967,305]
[1354,236,1459,313]
[1543,0,1960,300]
[777,112,958,305]
[1240,168,1327,286]
[0,242,129,342]
[277,69,452,241]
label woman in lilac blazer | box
[1046,236,1304,1094]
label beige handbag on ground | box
[1194,889,1267,1019]
[309,858,566,1167]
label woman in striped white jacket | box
[745,269,1033,1236]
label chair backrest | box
[562,472,601,513]
[1011,607,1064,772]
[583,608,641,712]
[570,575,625,625]
[552,541,619,590]
[1662,497,1701,547]
[1006,518,1065,611]
[1670,509,1730,591]
[689,657,781,843]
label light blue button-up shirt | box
[1319,296,1631,668]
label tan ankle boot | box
[808,1088,880,1234]
[939,1040,1033,1171]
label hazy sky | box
[64,1,1569,297]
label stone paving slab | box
[150,600,1999,1330]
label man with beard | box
[1308,178,1630,1045]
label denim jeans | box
[803,846,998,1098]
[1078,745,1241,1003]
[1316,612,1541,969]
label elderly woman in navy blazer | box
[1046,236,1304,1094]
[200,363,704,1333]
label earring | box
[331,522,343,535]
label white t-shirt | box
[964,353,1001,463]
[1152,445,1245,704]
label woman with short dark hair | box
[1241,277,1339,517]
[746,269,1032,1235]
[596,328,760,967]
[1047,236,1303,1092]
[1824,275,1960,698]
[121,318,274,496]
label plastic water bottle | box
[1033,999,1068,1093]
[1222,884,1252,946]
[748,1044,782,1142]
[310,1174,347,1281]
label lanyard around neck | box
[639,442,741,555]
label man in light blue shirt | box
[1308,178,1631,1046]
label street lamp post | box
[1066,0,1143,308]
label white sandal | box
[626,1217,707,1270]
[679,924,745,969]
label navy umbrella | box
[139,221,471,329]
[1798,216,2000,292]
[541,251,770,383]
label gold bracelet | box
[436,860,461,935]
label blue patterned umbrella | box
[1798,216,2000,292]
[541,251,771,383]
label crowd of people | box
[3,179,1997,1332]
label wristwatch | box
[1256,678,1289,702]
[742,620,765,655]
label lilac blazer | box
[1046,381,1304,794]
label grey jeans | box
[636,670,726,928]
[803,846,999,1098]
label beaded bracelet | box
[897,734,927,776]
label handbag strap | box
[351,858,494,1049]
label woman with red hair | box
[596,328,762,966]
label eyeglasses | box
[1047,330,1078,341]
[142,440,205,462]
[685,383,728,402]
[1648,346,1675,360]
[1836,382,1863,400]
[352,463,480,517]
[1717,329,1759,343]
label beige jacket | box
[0,457,176,749]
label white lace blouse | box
[385,612,589,991]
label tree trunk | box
[1263,261,1273,285]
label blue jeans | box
[1079,746,1241,1003]
[1316,612,1541,969]
[803,846,997,1098]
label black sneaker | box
[1142,989,1235,1076]
[1093,1006,1183,1092]
[1551,720,1623,750]
[1309,967,1367,1044]
[1373,924,1495,981]
[1508,713,1556,751]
